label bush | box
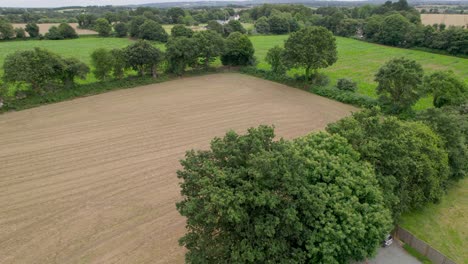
[337,78,357,92]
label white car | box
[382,234,393,247]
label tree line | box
[1,28,255,96]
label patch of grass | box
[403,244,433,264]
[400,178,468,264]
[249,35,468,110]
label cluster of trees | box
[177,98,467,261]
[177,126,392,263]
[91,28,254,79]
[0,19,78,40]
[373,57,467,114]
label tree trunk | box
[205,56,210,69]
[152,65,157,78]
[305,66,310,84]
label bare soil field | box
[421,14,468,27]
[12,23,97,35]
[0,73,356,264]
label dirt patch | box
[421,14,468,27]
[0,73,356,263]
[12,23,97,35]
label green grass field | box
[250,35,468,109]
[400,178,468,264]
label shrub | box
[337,78,357,92]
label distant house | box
[215,14,240,25]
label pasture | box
[421,14,468,27]
[400,178,468,264]
[0,73,356,263]
[250,35,468,109]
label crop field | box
[400,178,468,264]
[12,23,97,35]
[0,73,356,263]
[421,14,468,27]
[250,35,468,110]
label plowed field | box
[0,73,356,263]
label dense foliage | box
[177,126,391,263]
[221,32,255,66]
[423,71,467,108]
[283,27,337,82]
[375,57,424,114]
[327,108,450,221]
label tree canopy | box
[124,40,164,77]
[327,108,450,221]
[221,32,255,66]
[283,26,337,82]
[423,70,467,108]
[375,57,424,114]
[177,126,391,263]
[193,30,225,69]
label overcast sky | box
[1,0,238,8]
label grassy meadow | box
[400,178,468,264]
[249,35,468,110]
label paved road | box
[365,243,421,264]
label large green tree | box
[91,48,114,81]
[25,23,40,38]
[193,30,225,69]
[166,37,198,75]
[113,22,128,38]
[128,16,146,38]
[254,16,270,34]
[416,107,468,181]
[59,58,89,88]
[221,32,255,66]
[327,108,450,221]
[94,18,112,37]
[283,26,337,83]
[171,24,194,38]
[265,46,286,75]
[57,23,78,39]
[138,20,168,42]
[177,126,391,263]
[3,48,63,91]
[377,13,412,46]
[423,70,467,108]
[124,40,164,77]
[375,57,424,114]
[0,20,14,40]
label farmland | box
[0,73,356,263]
[421,14,468,27]
[400,178,468,264]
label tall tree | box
[283,27,337,83]
[94,18,112,37]
[25,23,40,38]
[193,30,225,69]
[221,32,255,66]
[375,57,424,114]
[91,48,114,81]
[124,40,164,78]
[424,70,467,108]
[327,108,449,221]
[113,22,128,38]
[138,20,168,42]
[59,58,89,88]
[177,126,391,263]
[167,7,185,24]
[265,46,286,75]
[0,20,14,40]
[254,16,270,34]
[166,37,198,75]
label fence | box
[395,226,457,264]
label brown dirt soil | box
[12,23,97,35]
[421,14,468,27]
[0,73,356,264]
